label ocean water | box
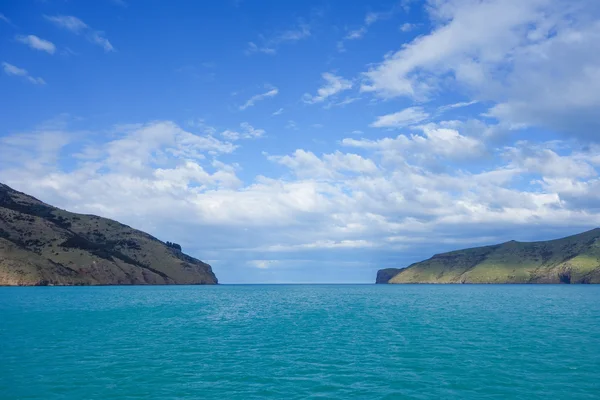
[1,285,599,399]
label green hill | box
[377,229,600,284]
[0,183,217,286]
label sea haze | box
[1,284,599,399]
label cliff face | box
[377,229,600,284]
[0,183,217,285]
[376,268,402,284]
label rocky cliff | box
[0,183,217,285]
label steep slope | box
[0,183,217,285]
[377,229,600,284]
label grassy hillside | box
[377,229,600,284]
[0,183,217,285]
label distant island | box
[0,183,217,286]
[377,229,600,284]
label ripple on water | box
[0,284,599,399]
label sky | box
[1,0,600,283]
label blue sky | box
[1,0,600,283]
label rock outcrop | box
[376,268,402,284]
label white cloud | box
[221,122,265,141]
[248,260,279,269]
[240,86,279,110]
[187,119,217,135]
[0,13,10,24]
[303,72,352,104]
[246,22,311,55]
[5,1,600,283]
[3,62,27,76]
[265,240,378,251]
[344,121,486,164]
[88,31,114,52]
[337,8,396,52]
[275,24,311,42]
[361,0,552,98]
[400,23,416,32]
[246,42,276,55]
[45,15,114,52]
[285,120,298,130]
[269,149,378,180]
[324,96,361,108]
[45,15,88,33]
[364,10,393,26]
[370,107,429,128]
[437,100,478,113]
[1,131,69,169]
[98,121,237,174]
[417,124,486,159]
[2,62,46,85]
[360,0,600,139]
[345,27,367,40]
[15,35,56,54]
[504,143,597,179]
[3,116,600,283]
[154,160,241,189]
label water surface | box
[1,285,599,399]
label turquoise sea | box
[1,285,599,399]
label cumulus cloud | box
[240,86,279,110]
[344,121,486,167]
[269,149,378,180]
[45,15,114,52]
[2,116,600,282]
[4,0,600,283]
[504,143,597,179]
[361,0,552,98]
[15,35,56,54]
[360,0,600,139]
[303,73,352,104]
[2,62,45,84]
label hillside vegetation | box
[377,229,600,284]
[0,183,217,285]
